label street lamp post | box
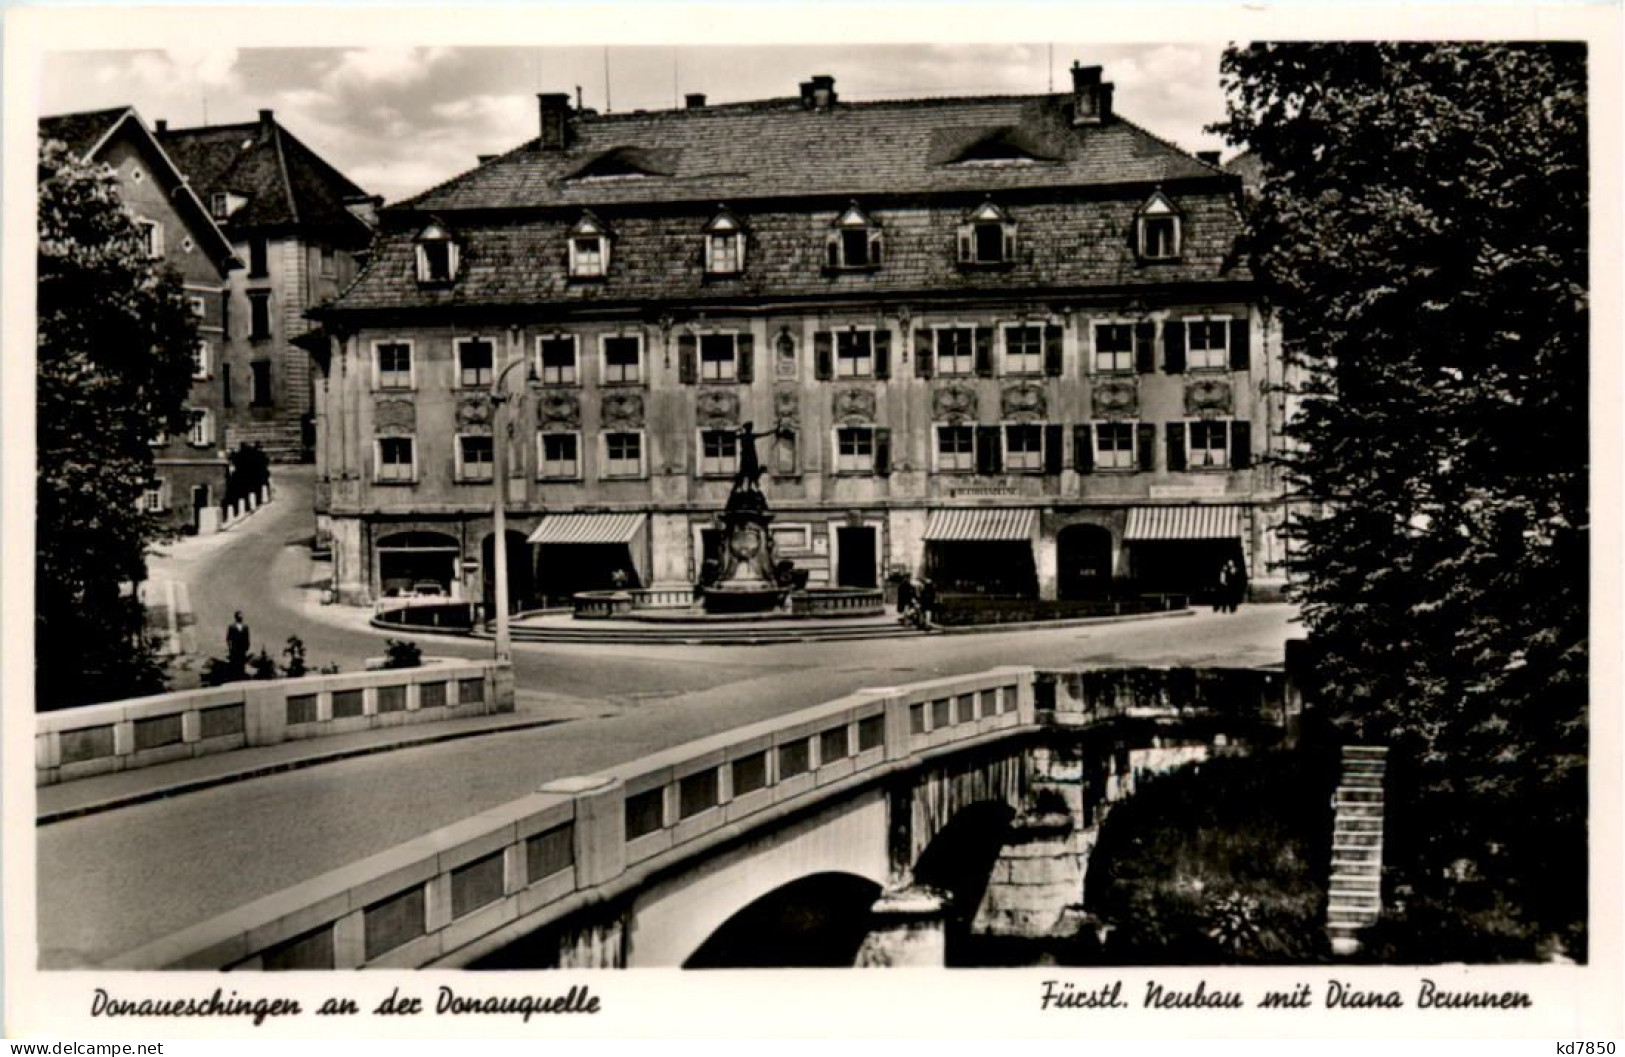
[490,337,533,663]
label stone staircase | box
[1327,745,1388,955]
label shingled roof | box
[158,112,374,245]
[38,107,131,158]
[399,92,1225,213]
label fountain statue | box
[699,421,791,613]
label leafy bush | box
[933,596,1185,627]
[282,636,307,679]
[382,639,422,669]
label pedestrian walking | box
[918,577,938,627]
[226,610,251,675]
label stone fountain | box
[699,421,790,614]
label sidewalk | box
[36,688,619,825]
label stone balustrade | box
[35,659,514,786]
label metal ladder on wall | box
[1327,745,1388,955]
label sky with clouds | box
[41,44,1233,205]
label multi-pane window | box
[707,233,741,275]
[836,330,874,378]
[376,342,412,390]
[539,433,580,479]
[935,328,975,376]
[700,334,738,381]
[603,432,643,478]
[1004,423,1044,472]
[1140,216,1179,260]
[376,437,415,482]
[570,236,607,277]
[602,335,641,384]
[1189,421,1230,468]
[142,482,165,512]
[1095,422,1136,469]
[135,219,163,259]
[700,430,738,476]
[936,424,975,472]
[1003,325,1044,375]
[457,338,494,388]
[1094,323,1135,373]
[836,427,874,473]
[1186,320,1230,370]
[186,409,213,447]
[192,341,210,379]
[210,192,230,219]
[538,335,577,386]
[457,435,494,481]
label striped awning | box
[1124,505,1245,541]
[527,512,647,545]
[923,508,1038,542]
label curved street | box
[39,468,1301,967]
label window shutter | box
[874,329,891,380]
[737,332,755,383]
[826,234,840,270]
[703,233,714,273]
[915,327,934,378]
[1137,423,1157,472]
[678,333,697,384]
[869,230,883,267]
[974,327,994,378]
[1166,423,1187,472]
[874,428,892,475]
[638,431,649,479]
[1044,424,1064,474]
[1229,318,1251,371]
[1003,225,1017,263]
[1164,320,1186,374]
[956,226,972,264]
[1134,322,1155,374]
[1073,425,1093,474]
[976,425,1003,474]
[1231,420,1252,469]
[1044,324,1064,377]
[694,430,704,478]
[814,331,834,381]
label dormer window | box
[957,201,1016,267]
[704,209,745,276]
[568,213,610,279]
[827,203,882,271]
[1136,191,1181,261]
[414,221,459,283]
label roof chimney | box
[1070,63,1113,126]
[801,74,837,110]
[154,119,167,134]
[537,92,572,151]
[685,92,707,110]
[1196,150,1221,165]
[258,109,275,127]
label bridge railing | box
[36,659,514,786]
[106,665,1037,970]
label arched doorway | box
[1058,523,1115,599]
[682,872,883,968]
[481,531,535,615]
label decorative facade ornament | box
[1184,377,1234,417]
[695,388,741,427]
[832,387,877,424]
[374,398,416,435]
[1090,379,1139,419]
[931,382,979,423]
[455,394,495,431]
[773,386,800,428]
[538,389,581,429]
[1000,381,1047,422]
[775,327,798,380]
[601,389,645,429]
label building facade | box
[315,66,1288,610]
[158,111,378,463]
[40,107,241,533]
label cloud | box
[323,47,452,91]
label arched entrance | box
[481,530,536,615]
[682,872,882,968]
[1058,523,1115,599]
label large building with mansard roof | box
[312,64,1290,612]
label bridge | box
[105,661,1300,970]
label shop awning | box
[923,508,1038,542]
[527,512,647,545]
[1124,506,1245,541]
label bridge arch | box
[682,872,883,968]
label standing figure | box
[1213,562,1232,613]
[918,577,938,627]
[731,421,786,495]
[226,610,252,675]
[1226,558,1247,613]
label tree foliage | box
[36,139,200,709]
[1214,44,1588,959]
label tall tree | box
[1215,44,1588,960]
[36,139,199,709]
